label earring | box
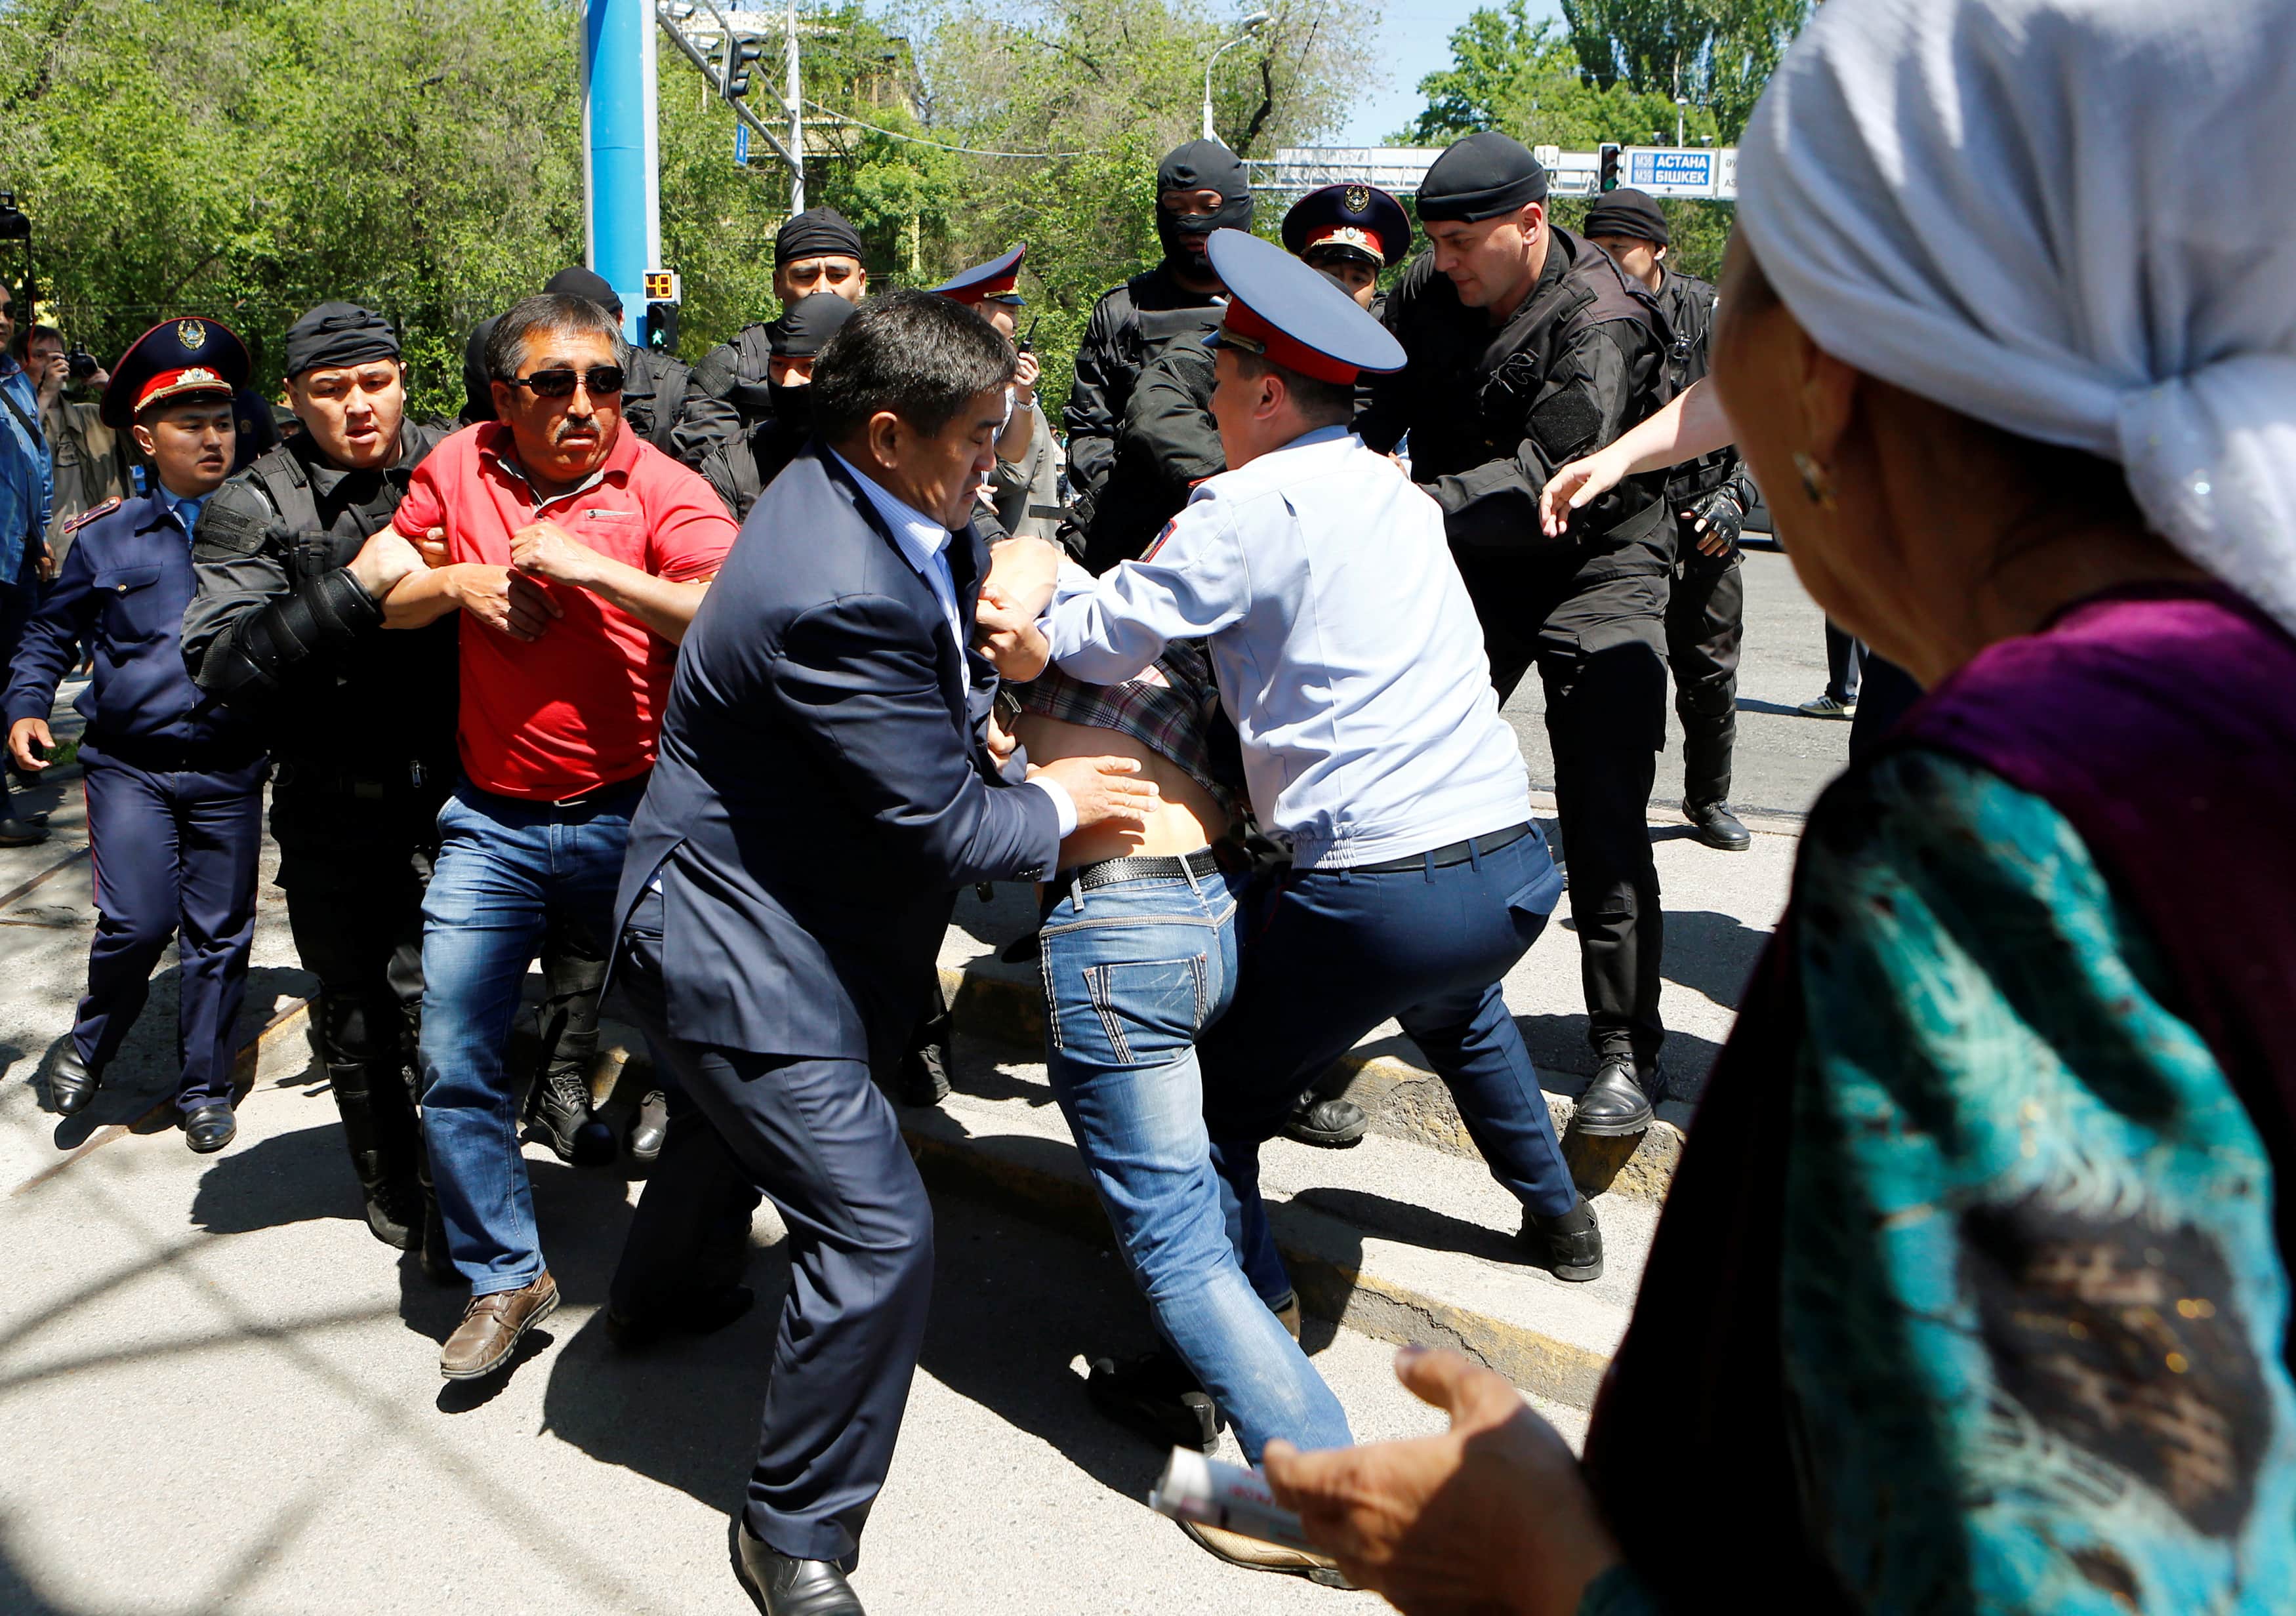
[1793,451,1836,510]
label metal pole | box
[785,0,805,213]
[1200,12,1270,144]
[581,0,658,344]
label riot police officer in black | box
[1355,133,1674,1137]
[674,208,869,468]
[1063,140,1249,571]
[182,304,456,1257]
[1584,188,1755,854]
[695,293,857,524]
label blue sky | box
[1333,0,1558,146]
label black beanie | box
[1582,188,1670,247]
[1415,132,1549,224]
[775,208,866,268]
[543,265,623,315]
[281,302,400,377]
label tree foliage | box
[0,0,1371,423]
[1398,1,1717,150]
[1559,0,1805,139]
[1,0,584,417]
[1395,0,1811,282]
[926,0,1374,418]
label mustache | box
[548,411,600,442]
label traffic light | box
[646,302,680,353]
[726,36,764,100]
[1598,144,1622,192]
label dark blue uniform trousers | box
[610,889,932,1564]
[1197,828,1578,1297]
[78,754,265,1114]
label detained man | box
[380,293,737,1383]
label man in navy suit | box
[606,290,1156,1616]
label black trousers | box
[274,781,441,1191]
[611,890,932,1564]
[1461,554,1668,1070]
[77,752,265,1112]
[1824,619,1864,704]
[1664,547,1744,809]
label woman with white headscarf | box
[1256,0,2296,1611]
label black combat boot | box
[325,1058,426,1250]
[523,931,615,1166]
[1684,800,1752,851]
[523,1062,618,1166]
[1574,1055,1657,1137]
[1283,1091,1368,1147]
[1521,1196,1604,1282]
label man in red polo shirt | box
[380,291,735,1381]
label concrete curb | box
[939,959,1690,1205]
[901,1100,1620,1409]
[18,990,1645,1411]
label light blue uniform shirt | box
[1040,425,1530,869]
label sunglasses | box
[508,365,626,399]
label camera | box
[66,346,97,380]
[0,192,28,243]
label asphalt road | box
[0,1054,1585,1616]
[1500,547,1855,822]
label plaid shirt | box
[1015,637,1240,813]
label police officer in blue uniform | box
[5,317,268,1151]
[984,230,1603,1311]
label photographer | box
[22,324,131,567]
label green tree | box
[925,0,1375,419]
[0,0,585,418]
[1398,1,1715,149]
[1560,0,1805,138]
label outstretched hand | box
[1261,1346,1621,1616]
[1031,754,1158,831]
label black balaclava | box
[1156,139,1254,275]
[754,293,858,430]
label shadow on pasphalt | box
[29,963,312,1150]
[1658,908,1770,1013]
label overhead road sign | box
[1245,146,1726,204]
[1622,147,1738,199]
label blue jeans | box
[1199,827,1577,1299]
[1040,860,1353,1461]
[419,777,642,1294]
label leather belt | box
[1350,822,1531,874]
[1065,847,1222,892]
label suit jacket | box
[615,441,1059,1062]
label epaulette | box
[64,496,122,535]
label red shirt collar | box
[475,417,639,508]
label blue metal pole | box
[582,0,658,344]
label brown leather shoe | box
[439,1271,559,1381]
[1178,1520,1354,1588]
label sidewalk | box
[0,708,1805,1610]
